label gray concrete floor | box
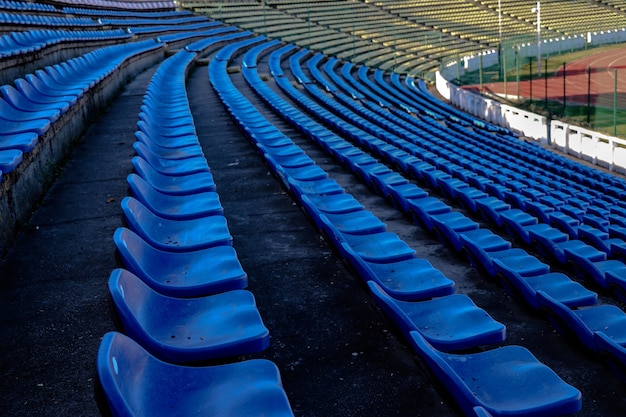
[1,41,625,417]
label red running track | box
[463,46,626,108]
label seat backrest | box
[367,280,413,333]
[407,330,469,403]
[108,268,154,329]
[113,227,161,280]
[127,173,158,205]
[0,85,26,109]
[97,331,152,417]
[536,290,595,348]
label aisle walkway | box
[0,65,158,416]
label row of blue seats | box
[324,57,623,286]
[231,38,582,417]
[54,0,175,10]
[425,95,626,197]
[0,11,100,26]
[375,105,626,297]
[154,23,231,43]
[351,59,626,197]
[0,39,163,180]
[286,45,604,300]
[63,5,191,17]
[311,57,626,298]
[399,74,504,131]
[0,0,56,12]
[127,20,217,35]
[0,28,131,58]
[99,44,293,416]
[282,49,626,384]
[98,14,207,26]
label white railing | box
[551,121,626,174]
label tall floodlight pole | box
[532,2,541,76]
[498,0,502,78]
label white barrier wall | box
[436,71,549,142]
[551,121,626,173]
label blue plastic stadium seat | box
[14,78,78,107]
[538,195,565,210]
[0,96,56,128]
[114,228,247,297]
[121,197,232,252]
[135,128,199,149]
[0,149,23,173]
[459,229,529,277]
[493,256,597,309]
[430,211,479,252]
[408,331,582,417]
[526,226,600,266]
[384,182,428,213]
[138,110,195,129]
[287,178,344,200]
[127,173,223,220]
[1,84,70,115]
[406,196,451,231]
[475,197,511,227]
[561,204,585,222]
[317,210,386,236]
[340,243,454,301]
[134,144,209,177]
[578,224,626,260]
[563,246,626,288]
[595,331,626,383]
[609,224,626,242]
[370,170,409,199]
[605,268,626,303]
[108,269,269,363]
[354,162,391,187]
[0,132,38,152]
[301,193,363,215]
[369,281,505,351]
[406,160,435,182]
[132,156,216,196]
[97,332,294,417]
[455,185,488,213]
[499,209,538,244]
[436,176,467,201]
[525,200,555,224]
[273,162,329,186]
[25,73,85,99]
[503,190,530,210]
[261,147,312,168]
[133,139,204,161]
[421,168,451,191]
[583,213,609,232]
[537,291,626,351]
[549,211,580,239]
[325,226,416,264]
